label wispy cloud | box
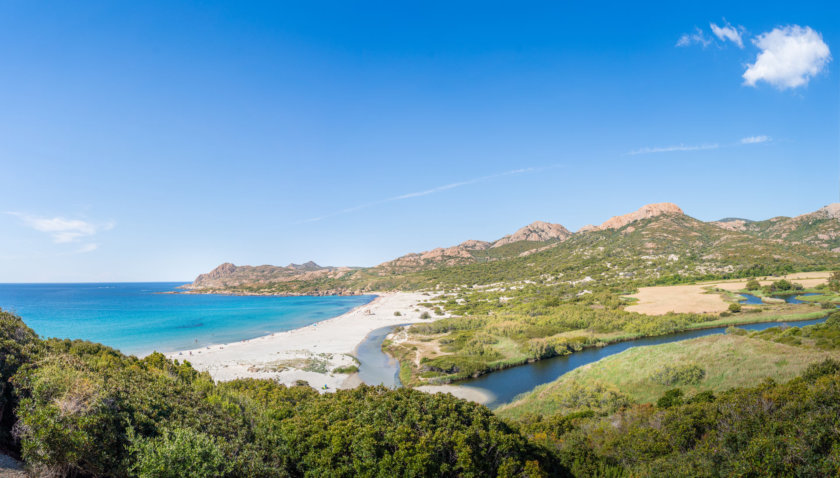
[301,166,557,223]
[710,21,744,48]
[740,135,771,144]
[7,212,114,245]
[627,144,719,156]
[743,25,831,90]
[676,28,712,48]
[629,135,773,156]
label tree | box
[728,303,742,313]
[745,279,760,291]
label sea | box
[0,283,376,356]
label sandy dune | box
[626,272,830,315]
[166,292,432,390]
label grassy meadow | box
[498,333,840,420]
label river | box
[357,293,830,408]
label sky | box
[0,1,838,282]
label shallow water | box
[740,292,821,305]
[355,324,411,388]
[0,283,375,356]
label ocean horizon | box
[0,282,376,356]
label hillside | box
[181,262,356,291]
[184,203,840,295]
[375,220,571,273]
[712,203,840,251]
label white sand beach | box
[166,292,434,391]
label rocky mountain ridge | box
[183,261,354,290]
[185,202,840,292]
[578,202,684,232]
[710,203,840,251]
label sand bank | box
[166,292,432,391]
[416,385,495,405]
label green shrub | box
[129,428,230,478]
[656,388,684,408]
[420,311,431,320]
[651,364,706,386]
[332,365,359,374]
[393,311,402,316]
[728,303,742,313]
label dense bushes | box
[650,364,706,386]
[0,311,554,477]
[520,359,840,476]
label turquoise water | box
[0,283,375,356]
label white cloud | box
[628,143,719,155]
[677,28,712,48]
[743,25,831,89]
[741,135,771,144]
[7,212,113,244]
[710,21,744,48]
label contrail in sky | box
[299,165,561,224]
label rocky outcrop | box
[708,203,840,250]
[378,220,572,271]
[459,239,492,250]
[581,203,684,232]
[808,203,840,220]
[492,221,571,248]
[710,218,753,231]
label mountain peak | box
[815,203,840,219]
[492,221,571,248]
[584,202,684,232]
[287,261,324,271]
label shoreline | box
[166,292,433,391]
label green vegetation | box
[516,359,840,476]
[7,308,840,475]
[193,214,840,297]
[386,286,828,386]
[388,296,723,385]
[0,310,553,477]
[331,365,359,374]
[736,310,840,349]
[650,363,706,386]
[498,333,839,419]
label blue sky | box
[1,1,837,281]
